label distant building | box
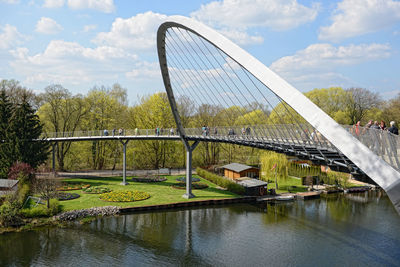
[221,163,259,179]
[0,179,19,196]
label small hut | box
[236,178,268,196]
[0,179,19,196]
[221,163,259,179]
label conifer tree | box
[0,89,14,178]
[11,93,49,169]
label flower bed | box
[82,186,112,194]
[131,176,167,182]
[57,192,80,201]
[57,183,91,191]
[172,182,209,190]
[176,177,200,182]
[99,191,150,202]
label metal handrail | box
[41,124,400,171]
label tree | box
[38,85,90,171]
[305,87,347,117]
[8,162,35,184]
[345,87,382,125]
[131,92,178,169]
[0,89,14,178]
[33,176,59,208]
[0,79,40,109]
[382,94,400,126]
[11,93,49,169]
[82,85,129,169]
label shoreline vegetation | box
[0,172,373,235]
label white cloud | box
[35,17,63,34]
[218,28,263,45]
[93,11,168,51]
[42,0,115,13]
[43,0,64,8]
[0,0,19,3]
[0,24,27,49]
[82,24,97,32]
[126,61,160,80]
[319,0,400,42]
[270,43,391,90]
[9,40,138,85]
[67,0,115,13]
[271,43,391,73]
[191,0,319,31]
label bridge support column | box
[120,140,129,185]
[52,143,56,175]
[183,140,199,199]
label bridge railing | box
[42,124,400,171]
[183,124,335,149]
[341,125,400,170]
[43,128,180,138]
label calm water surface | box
[1,191,400,267]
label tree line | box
[0,79,398,173]
[0,80,48,179]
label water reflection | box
[1,191,400,267]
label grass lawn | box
[267,176,308,194]
[58,175,240,211]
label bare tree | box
[33,176,60,208]
[345,87,382,124]
[0,79,41,109]
[38,85,90,170]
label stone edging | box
[119,197,256,213]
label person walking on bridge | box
[388,121,398,135]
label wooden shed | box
[237,178,268,196]
[0,179,19,196]
[222,163,259,179]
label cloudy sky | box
[1,0,400,103]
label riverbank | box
[2,190,398,266]
[0,173,375,234]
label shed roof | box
[221,163,257,173]
[0,179,19,188]
[237,178,268,188]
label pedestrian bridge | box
[42,16,400,213]
[44,125,400,176]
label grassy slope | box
[58,175,239,211]
[268,176,308,194]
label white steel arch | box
[157,16,400,213]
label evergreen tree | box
[11,93,49,169]
[0,89,14,178]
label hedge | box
[196,168,245,195]
[21,199,60,218]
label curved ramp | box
[157,16,400,213]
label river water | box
[1,191,400,267]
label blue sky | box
[0,0,399,104]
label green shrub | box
[49,199,60,215]
[0,201,22,227]
[21,199,60,218]
[21,205,48,218]
[196,168,245,195]
[17,183,30,207]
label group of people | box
[201,126,219,136]
[353,120,399,135]
[154,127,177,136]
[103,128,124,136]
[199,126,252,137]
